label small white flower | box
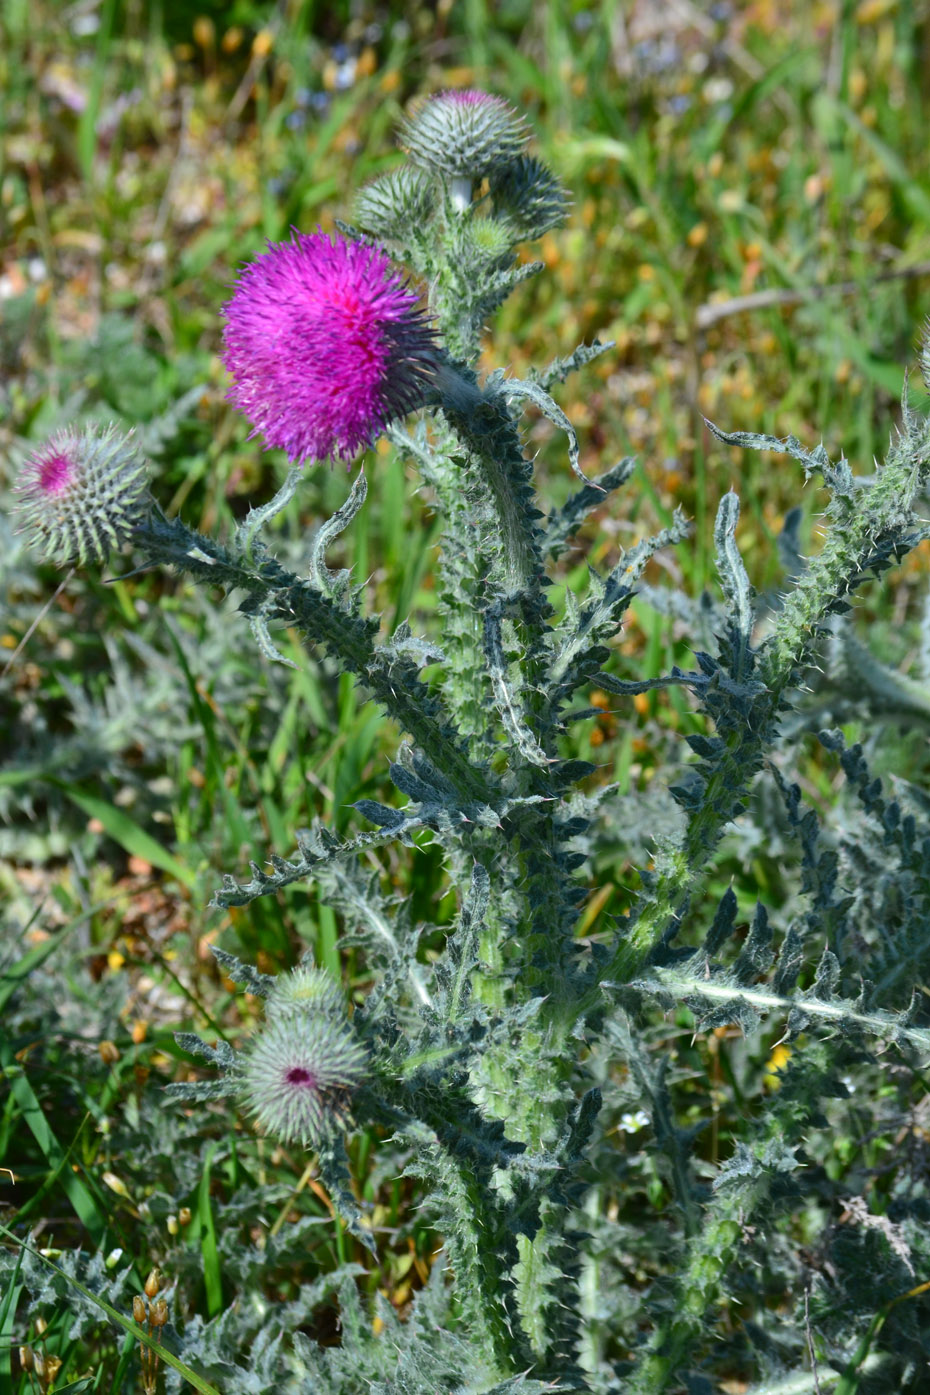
[619,1110,650,1134]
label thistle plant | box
[9,88,930,1393]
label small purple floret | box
[286,1066,315,1087]
[36,449,75,496]
[222,230,438,467]
[437,88,503,106]
[239,1009,367,1147]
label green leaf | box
[0,927,72,1015]
[195,1141,224,1317]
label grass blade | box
[52,783,198,891]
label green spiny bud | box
[265,962,346,1021]
[14,424,150,566]
[400,89,528,181]
[462,217,516,261]
[354,165,436,240]
[490,156,571,240]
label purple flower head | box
[222,231,439,467]
[239,1011,367,1147]
[14,424,149,566]
[401,89,528,179]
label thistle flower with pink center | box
[401,89,528,180]
[222,231,439,467]
[14,424,149,565]
[239,1011,367,1148]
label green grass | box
[2,0,930,1386]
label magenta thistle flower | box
[14,424,149,565]
[401,89,528,179]
[221,231,439,466]
[239,1011,367,1148]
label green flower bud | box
[463,218,516,260]
[490,155,571,240]
[265,963,346,1021]
[354,166,436,240]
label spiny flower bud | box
[14,425,150,566]
[222,230,440,467]
[265,963,346,1021]
[354,166,436,241]
[239,1012,367,1148]
[490,155,570,240]
[400,89,528,180]
[460,218,516,262]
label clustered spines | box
[15,424,150,566]
[490,155,571,240]
[354,165,436,242]
[400,89,529,180]
[169,958,367,1151]
[265,961,347,1020]
[239,1009,367,1148]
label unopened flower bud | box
[401,89,528,180]
[14,425,150,566]
[490,155,570,240]
[144,1269,161,1298]
[103,1170,131,1199]
[462,218,515,261]
[265,964,345,1021]
[132,1295,147,1324]
[354,166,435,241]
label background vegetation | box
[2,0,930,1389]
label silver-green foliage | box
[9,93,930,1393]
